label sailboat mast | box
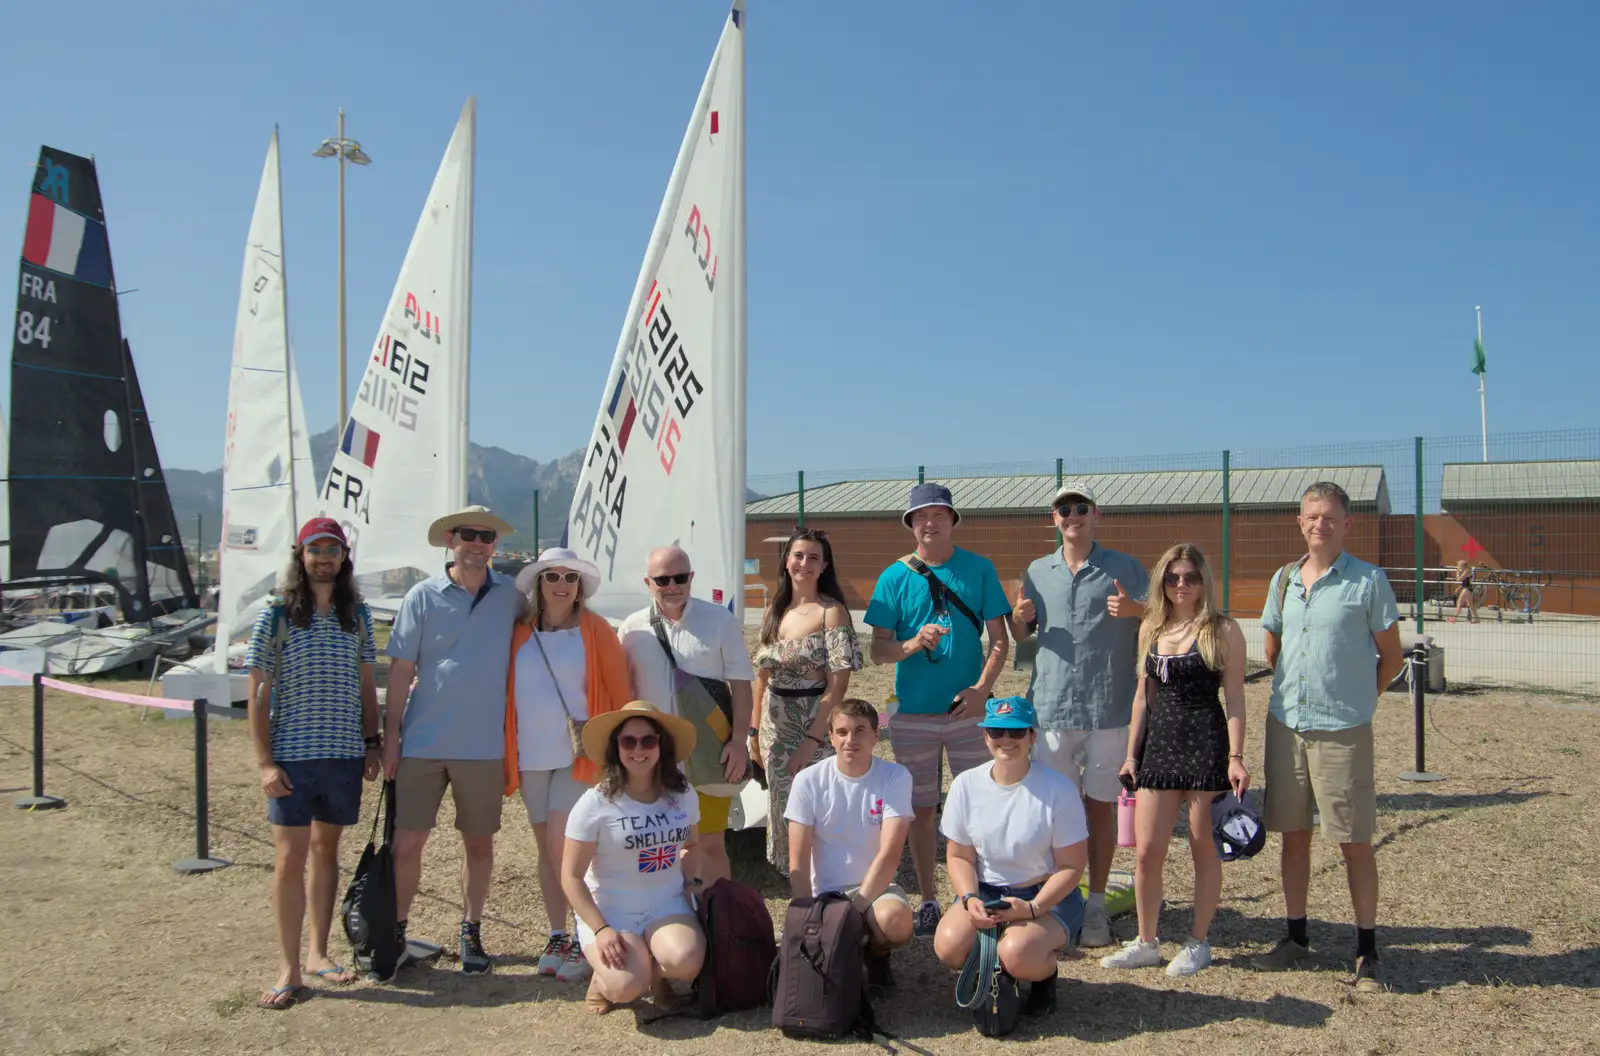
[273,128,301,527]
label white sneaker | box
[1165,938,1212,977]
[1079,902,1113,948]
[556,940,593,983]
[1099,938,1162,969]
[537,934,570,976]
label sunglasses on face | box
[650,572,693,586]
[616,733,660,751]
[984,726,1030,741]
[304,545,345,558]
[1054,503,1094,517]
[542,570,581,584]
[454,528,497,543]
[1164,571,1203,587]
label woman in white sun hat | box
[502,547,633,985]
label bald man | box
[617,546,755,884]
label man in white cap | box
[381,505,522,976]
[1011,482,1148,948]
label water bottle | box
[933,611,954,662]
[1117,790,1137,848]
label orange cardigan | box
[504,609,633,795]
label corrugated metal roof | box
[1441,460,1600,504]
[747,466,1390,518]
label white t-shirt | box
[785,757,913,896]
[514,627,587,771]
[618,598,755,716]
[940,761,1089,886]
[566,784,700,912]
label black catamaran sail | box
[7,146,198,621]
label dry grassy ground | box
[2,644,1598,1056]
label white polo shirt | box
[617,598,755,716]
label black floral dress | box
[1136,642,1229,792]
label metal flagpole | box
[1476,305,1487,463]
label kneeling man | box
[785,698,914,987]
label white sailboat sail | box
[567,2,746,622]
[215,128,314,670]
[319,99,473,591]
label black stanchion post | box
[15,672,66,810]
[172,698,231,874]
[1399,641,1444,783]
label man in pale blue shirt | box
[1251,482,1404,994]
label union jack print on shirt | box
[638,845,677,873]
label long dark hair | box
[281,544,362,633]
[596,717,690,800]
[760,527,847,645]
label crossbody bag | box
[530,624,586,760]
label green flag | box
[1471,335,1486,375]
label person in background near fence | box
[381,506,522,977]
[1100,544,1248,977]
[934,696,1087,1017]
[1253,482,1403,993]
[1010,482,1148,948]
[1450,559,1480,624]
[753,528,863,873]
[563,702,706,1015]
[785,698,914,988]
[247,517,379,1010]
[866,482,1011,939]
[502,547,633,985]
[618,546,754,884]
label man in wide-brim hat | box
[381,504,523,978]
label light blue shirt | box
[387,565,521,760]
[1261,551,1400,732]
[1021,543,1149,730]
[864,546,1010,715]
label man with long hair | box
[247,518,379,1009]
[1010,482,1149,948]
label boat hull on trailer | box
[0,608,210,675]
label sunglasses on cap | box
[454,528,497,543]
[304,544,345,558]
[1054,502,1094,517]
[542,570,581,584]
[1163,571,1203,587]
[650,572,692,586]
[617,733,660,750]
[984,726,1030,740]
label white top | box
[566,784,700,912]
[514,627,587,771]
[785,757,913,896]
[618,598,755,715]
[940,761,1089,886]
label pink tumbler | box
[1117,791,1137,848]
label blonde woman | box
[1449,559,1480,623]
[1100,544,1247,977]
[502,547,633,984]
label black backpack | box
[685,878,778,1017]
[771,892,881,1040]
[341,780,404,981]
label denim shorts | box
[975,880,1085,945]
[267,757,365,827]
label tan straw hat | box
[427,504,515,547]
[581,701,698,764]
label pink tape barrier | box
[0,665,196,711]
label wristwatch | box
[748,726,759,738]
[958,892,979,909]
[364,735,382,749]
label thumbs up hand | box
[1106,578,1143,619]
[1013,582,1035,625]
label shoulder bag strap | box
[901,554,982,633]
[648,607,680,672]
[529,624,582,723]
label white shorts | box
[1035,727,1128,803]
[576,890,696,948]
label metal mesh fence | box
[746,428,1600,694]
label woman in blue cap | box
[933,695,1088,1015]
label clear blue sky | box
[3,0,1595,478]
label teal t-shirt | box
[864,547,1010,715]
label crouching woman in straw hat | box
[561,702,706,1014]
[502,547,633,985]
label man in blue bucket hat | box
[866,482,1012,938]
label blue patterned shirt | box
[246,602,376,762]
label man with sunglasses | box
[382,505,522,976]
[617,546,755,885]
[1011,482,1149,948]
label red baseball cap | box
[297,517,348,548]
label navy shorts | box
[976,880,1086,944]
[267,758,365,827]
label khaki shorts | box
[518,768,587,826]
[1263,715,1375,844]
[395,757,504,836]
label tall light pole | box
[312,109,371,435]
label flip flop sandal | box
[306,965,356,984]
[258,985,299,1011]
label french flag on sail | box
[22,194,111,287]
[607,369,638,453]
[341,418,381,468]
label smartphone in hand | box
[982,898,1011,914]
[1118,772,1137,794]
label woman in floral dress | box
[752,528,863,872]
